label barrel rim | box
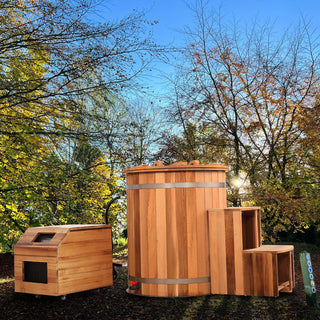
[123,162,229,174]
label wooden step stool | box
[208,207,294,297]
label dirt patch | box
[1,243,320,319]
[0,253,14,279]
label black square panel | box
[24,262,48,283]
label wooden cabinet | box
[14,224,113,297]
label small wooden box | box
[14,224,113,296]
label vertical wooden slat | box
[196,171,210,295]
[155,172,167,296]
[232,210,244,295]
[258,209,262,247]
[127,174,139,290]
[225,211,236,295]
[243,252,253,295]
[185,171,198,295]
[139,172,151,296]
[208,209,227,294]
[176,171,188,296]
[133,174,141,284]
[165,171,178,296]
[290,250,295,292]
[254,210,260,248]
[147,173,158,296]
[272,253,279,296]
[252,253,260,296]
[218,170,227,208]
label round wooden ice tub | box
[123,160,229,297]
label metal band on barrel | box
[128,275,210,285]
[127,182,226,190]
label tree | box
[0,0,161,138]
[167,0,320,238]
[0,0,163,251]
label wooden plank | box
[218,170,227,208]
[133,174,141,281]
[15,282,58,296]
[253,210,260,248]
[248,252,277,297]
[14,246,57,257]
[138,172,152,296]
[175,171,188,297]
[208,209,227,295]
[58,269,113,295]
[263,253,275,296]
[126,173,135,280]
[58,263,112,281]
[59,257,112,276]
[290,250,295,291]
[205,172,216,295]
[21,226,70,234]
[225,211,236,295]
[252,252,262,296]
[244,245,294,253]
[195,170,210,295]
[155,171,168,297]
[166,171,179,297]
[257,209,262,247]
[62,228,109,244]
[127,173,141,287]
[223,207,261,211]
[232,209,244,295]
[14,255,57,264]
[59,254,111,269]
[59,242,111,257]
[243,252,254,295]
[147,173,158,296]
[186,170,198,296]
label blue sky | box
[100,0,320,95]
[105,0,320,44]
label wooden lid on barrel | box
[123,160,229,174]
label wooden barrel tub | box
[123,160,229,297]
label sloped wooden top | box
[123,160,229,174]
[14,224,111,248]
